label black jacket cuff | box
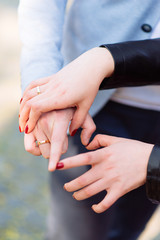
[99,39,160,90]
[146,145,160,204]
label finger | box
[64,168,100,192]
[80,114,96,146]
[92,189,119,213]
[69,105,89,136]
[20,84,46,112]
[62,136,68,154]
[72,178,107,201]
[20,91,58,133]
[86,134,122,150]
[48,116,70,172]
[56,148,104,171]
[22,76,51,97]
[35,127,50,159]
[24,132,41,156]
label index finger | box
[48,113,71,171]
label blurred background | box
[0,0,159,239]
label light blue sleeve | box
[18,0,67,92]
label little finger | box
[92,189,120,213]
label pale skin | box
[19,47,114,134]
[20,45,154,213]
[24,109,96,171]
[57,134,154,213]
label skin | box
[19,47,114,134]
[24,109,96,171]
[56,134,154,213]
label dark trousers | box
[46,101,158,240]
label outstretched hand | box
[19,47,114,135]
[56,134,154,213]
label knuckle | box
[31,102,39,112]
[38,115,48,128]
[25,101,31,110]
[83,187,92,198]
[77,176,85,188]
[84,153,92,164]
[92,124,96,132]
[95,134,102,140]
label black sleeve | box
[99,38,160,90]
[146,145,160,204]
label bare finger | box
[73,178,107,201]
[64,168,100,192]
[92,189,120,213]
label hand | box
[24,109,96,171]
[56,134,154,213]
[19,47,114,134]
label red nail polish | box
[20,98,23,104]
[25,125,29,134]
[19,126,21,132]
[19,114,20,118]
[71,129,78,137]
[56,162,64,169]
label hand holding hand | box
[24,109,96,171]
[19,47,114,134]
[56,134,154,213]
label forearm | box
[18,0,67,92]
[146,144,160,204]
[100,38,160,90]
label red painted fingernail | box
[25,125,29,134]
[20,98,23,104]
[56,162,64,170]
[71,129,78,137]
[19,114,20,118]
[19,126,22,132]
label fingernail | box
[19,114,20,118]
[56,162,64,169]
[20,98,23,104]
[25,125,28,134]
[48,162,55,172]
[71,129,78,137]
[19,126,22,132]
[72,194,76,200]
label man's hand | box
[56,134,154,213]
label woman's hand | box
[19,47,114,134]
[24,108,96,171]
[56,134,154,213]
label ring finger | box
[73,178,107,201]
[35,126,50,159]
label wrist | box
[95,47,115,83]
